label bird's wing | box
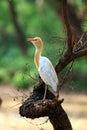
[38,57,58,92]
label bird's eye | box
[34,39,37,41]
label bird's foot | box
[42,95,46,101]
[34,97,46,104]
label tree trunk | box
[19,79,73,130]
[7,0,27,54]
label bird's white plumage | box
[38,56,58,92]
[27,37,59,99]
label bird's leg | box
[55,85,59,101]
[43,85,48,100]
[55,93,59,101]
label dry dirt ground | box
[0,85,87,130]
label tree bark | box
[20,80,73,130]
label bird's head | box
[27,37,43,50]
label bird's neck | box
[34,48,42,68]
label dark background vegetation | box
[0,0,87,92]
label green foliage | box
[13,71,30,89]
[0,0,87,91]
[74,58,87,73]
[0,45,38,88]
[0,68,10,84]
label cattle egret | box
[27,37,59,100]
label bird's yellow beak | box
[27,38,35,42]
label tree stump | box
[19,80,73,130]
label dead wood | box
[20,82,73,130]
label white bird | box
[27,37,59,100]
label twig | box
[73,31,87,53]
[58,60,74,92]
[29,117,49,126]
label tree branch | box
[55,31,87,73]
[61,0,73,53]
